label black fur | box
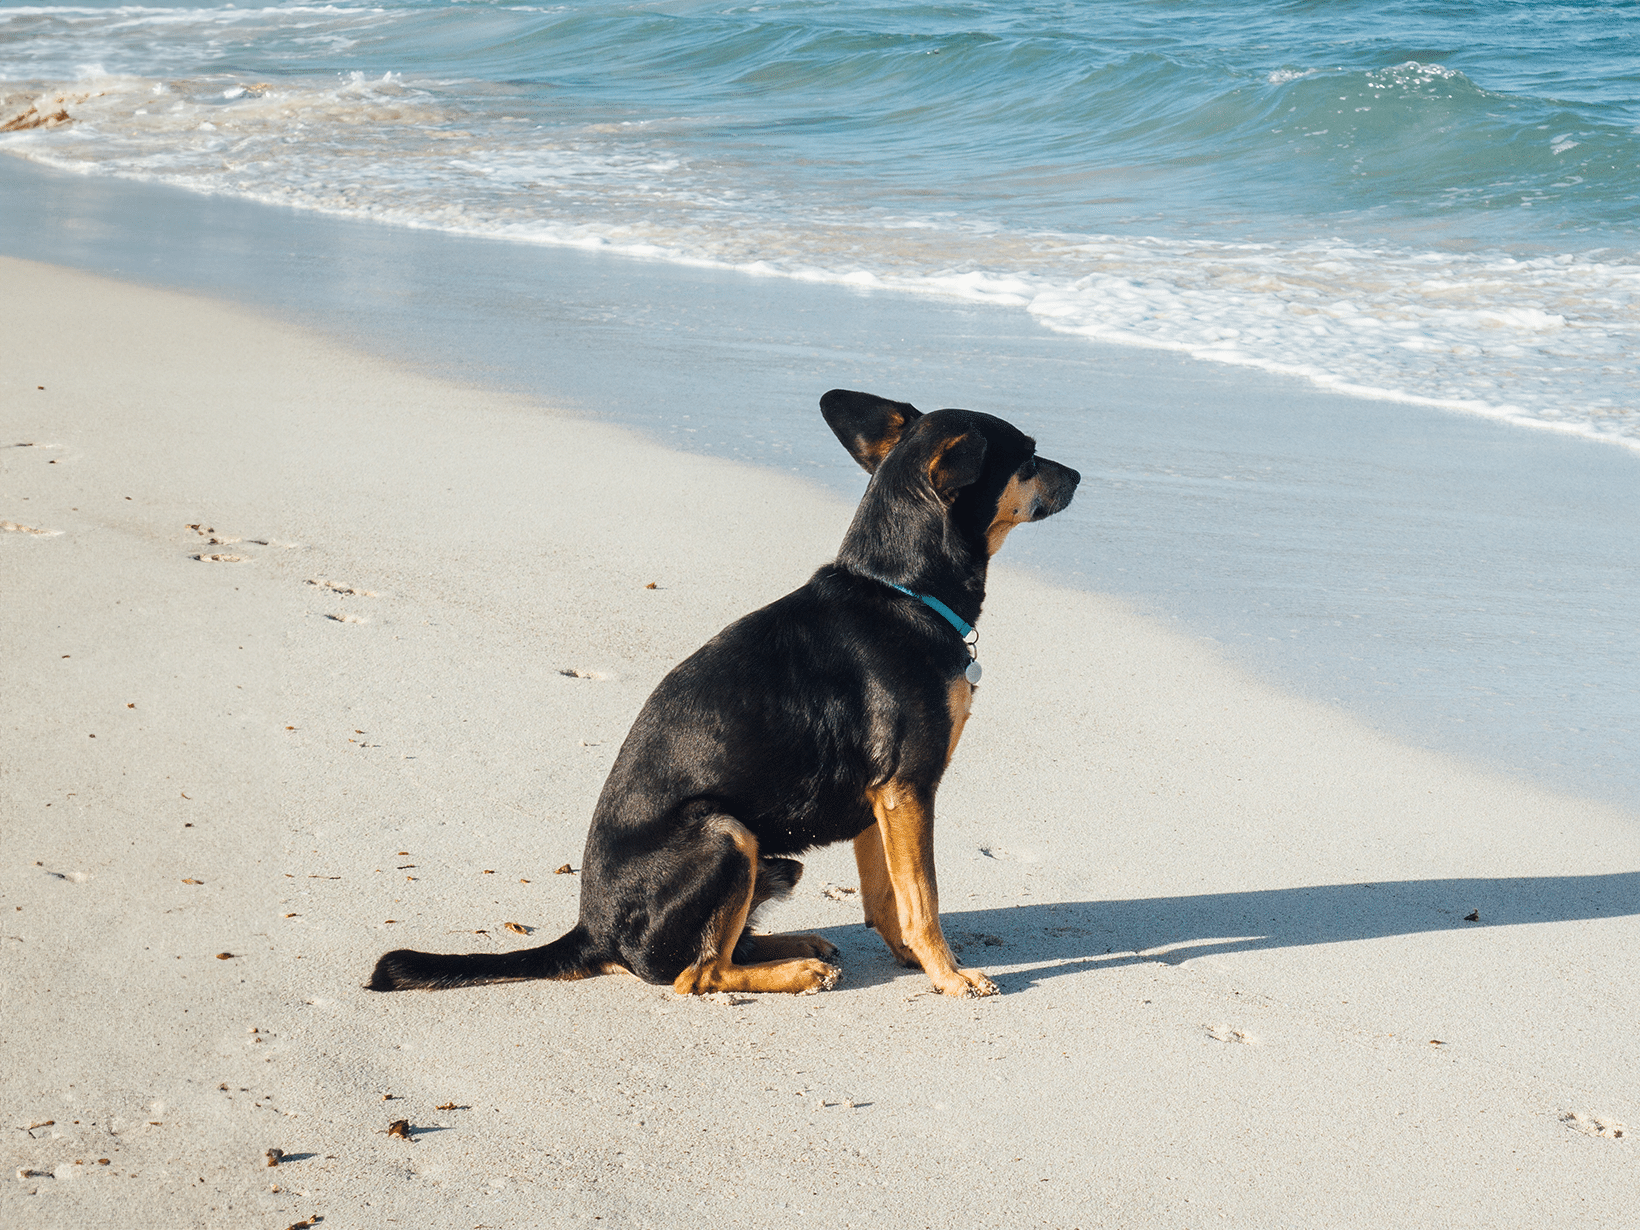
[367,390,1078,994]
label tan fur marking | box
[985,471,1046,556]
[859,407,913,469]
[945,676,973,769]
[671,817,840,995]
[854,822,917,966]
[927,432,974,501]
[863,784,998,997]
[861,439,893,469]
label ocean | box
[2,0,1636,805]
[4,0,1638,447]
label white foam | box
[3,66,1636,452]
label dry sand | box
[3,254,1636,1227]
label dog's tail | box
[366,924,598,992]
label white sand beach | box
[3,254,1637,1228]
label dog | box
[368,389,1079,999]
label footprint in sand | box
[1562,1111,1625,1139]
[187,523,296,549]
[950,930,1006,952]
[307,578,380,597]
[192,553,248,563]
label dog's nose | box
[1026,457,1079,519]
[1043,457,1079,494]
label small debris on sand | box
[555,864,574,875]
[1562,1111,1625,1139]
[306,578,379,597]
[385,1120,413,1141]
[265,1148,284,1167]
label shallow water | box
[4,158,1634,808]
[3,0,1638,446]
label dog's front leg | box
[867,783,998,998]
[854,821,918,967]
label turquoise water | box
[3,0,1638,445]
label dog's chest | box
[945,676,974,769]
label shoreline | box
[3,254,1638,1227]
[3,156,1636,808]
[7,155,1639,455]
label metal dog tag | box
[965,659,983,685]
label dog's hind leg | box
[671,819,840,996]
[733,856,840,964]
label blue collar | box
[877,580,983,684]
[882,581,974,640]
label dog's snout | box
[1031,456,1080,518]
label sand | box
[3,253,1636,1228]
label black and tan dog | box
[368,389,1078,999]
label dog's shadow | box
[800,871,1640,992]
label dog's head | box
[822,388,1079,559]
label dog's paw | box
[738,932,841,963]
[796,960,843,995]
[934,968,998,998]
[804,935,841,962]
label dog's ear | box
[821,389,922,474]
[927,430,987,501]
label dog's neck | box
[834,484,988,627]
